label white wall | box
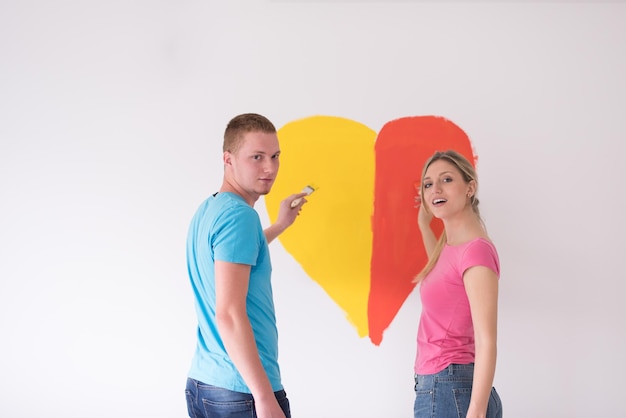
[1,1,625,417]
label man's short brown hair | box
[223,113,277,153]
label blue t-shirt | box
[186,192,282,392]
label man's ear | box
[223,151,232,166]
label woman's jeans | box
[186,378,291,418]
[414,363,502,418]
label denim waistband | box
[442,363,474,375]
[415,363,475,381]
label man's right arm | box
[214,260,285,418]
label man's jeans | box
[414,363,502,418]
[186,378,291,418]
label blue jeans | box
[185,378,291,418]
[414,363,502,418]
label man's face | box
[225,130,280,201]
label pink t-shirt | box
[414,237,500,375]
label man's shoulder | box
[207,193,258,228]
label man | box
[185,113,308,418]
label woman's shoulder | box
[461,237,498,256]
[469,236,496,249]
[447,236,495,251]
[459,237,500,274]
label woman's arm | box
[416,193,436,256]
[463,265,499,418]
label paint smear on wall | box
[265,115,475,345]
[265,116,376,337]
[369,116,475,345]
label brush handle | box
[290,186,315,208]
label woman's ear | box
[468,179,477,198]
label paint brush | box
[290,184,317,208]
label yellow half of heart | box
[265,116,376,337]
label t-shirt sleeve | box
[460,239,500,278]
[213,205,260,266]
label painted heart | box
[265,115,475,345]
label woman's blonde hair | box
[415,150,481,282]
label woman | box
[413,150,503,418]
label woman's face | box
[422,159,472,219]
